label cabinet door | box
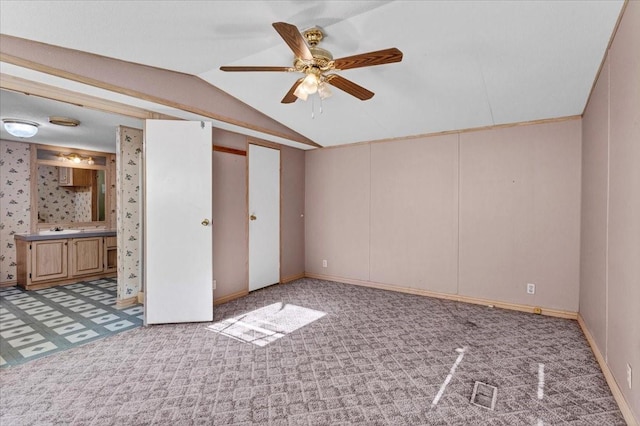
[70,237,104,276]
[31,240,68,282]
[72,169,93,186]
[59,167,71,186]
[104,237,117,272]
[58,167,92,187]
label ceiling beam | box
[0,34,321,149]
[1,74,175,121]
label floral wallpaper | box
[0,140,31,284]
[74,187,92,222]
[116,127,142,299]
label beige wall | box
[280,146,305,281]
[306,119,582,312]
[370,135,458,293]
[460,121,582,311]
[212,129,248,301]
[580,57,609,351]
[581,1,640,421]
[306,144,371,281]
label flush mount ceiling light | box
[2,119,39,138]
[49,116,80,127]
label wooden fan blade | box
[282,78,304,104]
[332,48,403,71]
[272,22,313,60]
[325,75,374,100]
[220,66,292,72]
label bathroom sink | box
[38,229,83,235]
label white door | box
[249,144,280,291]
[144,120,213,324]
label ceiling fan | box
[220,22,403,104]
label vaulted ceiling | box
[0,1,625,148]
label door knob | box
[250,214,257,221]
[201,219,210,226]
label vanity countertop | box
[14,229,116,242]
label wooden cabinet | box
[30,240,68,282]
[104,236,117,273]
[70,237,103,276]
[15,234,116,290]
[59,167,92,187]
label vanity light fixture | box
[2,119,39,138]
[48,116,80,127]
[57,153,95,165]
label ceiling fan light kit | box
[220,22,403,105]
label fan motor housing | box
[295,28,334,72]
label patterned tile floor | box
[0,278,143,367]
[0,279,626,425]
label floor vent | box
[470,381,497,410]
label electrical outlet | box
[213,280,217,290]
[322,259,328,268]
[527,283,535,294]
[627,364,632,389]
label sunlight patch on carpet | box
[207,302,326,346]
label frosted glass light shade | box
[318,82,332,100]
[294,84,309,101]
[3,120,39,138]
[301,74,318,94]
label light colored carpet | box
[0,278,625,425]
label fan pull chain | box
[319,97,324,115]
[311,97,315,119]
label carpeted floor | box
[0,278,143,367]
[0,278,625,425]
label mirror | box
[33,146,112,230]
[37,165,106,223]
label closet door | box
[248,144,280,291]
[144,120,213,324]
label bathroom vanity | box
[15,230,117,290]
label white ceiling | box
[0,89,142,153]
[0,1,624,148]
